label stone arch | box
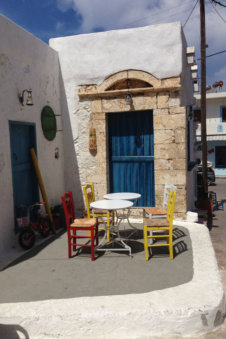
[98,70,161,92]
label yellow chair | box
[143,190,176,261]
[83,183,113,242]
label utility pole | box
[200,0,208,197]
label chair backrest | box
[166,190,176,226]
[61,191,75,229]
[83,183,95,218]
[163,184,177,209]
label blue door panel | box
[9,122,39,231]
[108,110,155,207]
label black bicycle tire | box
[18,228,36,250]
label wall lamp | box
[125,93,132,105]
[19,89,34,106]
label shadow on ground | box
[0,225,193,303]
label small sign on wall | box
[217,124,223,133]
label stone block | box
[154,114,186,130]
[102,97,131,112]
[153,108,169,116]
[98,71,127,91]
[92,99,103,113]
[155,143,186,159]
[154,130,174,144]
[157,92,169,108]
[155,170,186,185]
[169,107,186,114]
[154,158,174,170]
[173,158,186,170]
[128,70,161,87]
[174,197,187,214]
[169,91,181,107]
[132,94,157,110]
[175,128,186,143]
[161,77,180,88]
[93,113,105,120]
[79,85,97,96]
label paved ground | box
[0,179,225,338]
[0,224,192,302]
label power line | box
[210,0,226,7]
[123,0,196,28]
[183,0,199,27]
[209,0,226,23]
[197,49,226,60]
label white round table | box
[103,192,141,234]
[90,199,134,256]
[90,199,133,210]
[103,192,141,201]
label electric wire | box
[210,0,226,8]
[197,49,226,59]
[183,0,199,27]
[209,0,226,23]
[122,0,196,28]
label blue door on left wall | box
[9,122,39,232]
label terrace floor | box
[0,179,225,338]
[0,225,192,303]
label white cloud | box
[56,0,194,32]
[56,0,226,86]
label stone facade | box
[78,70,187,219]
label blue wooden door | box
[9,122,39,231]
[108,110,155,207]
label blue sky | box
[0,0,226,89]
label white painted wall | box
[50,22,184,141]
[194,92,226,175]
[0,15,67,254]
[195,92,226,136]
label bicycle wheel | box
[18,228,36,250]
[39,218,50,237]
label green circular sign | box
[41,106,57,141]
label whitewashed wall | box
[195,92,226,135]
[195,92,226,176]
[0,15,67,253]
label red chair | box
[61,191,98,261]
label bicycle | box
[17,202,50,250]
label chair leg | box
[143,225,149,261]
[91,228,95,261]
[95,224,99,246]
[169,230,173,259]
[68,235,72,258]
[73,229,76,251]
[107,213,110,243]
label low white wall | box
[0,15,66,253]
[0,221,224,338]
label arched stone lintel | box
[78,70,181,98]
[98,70,161,92]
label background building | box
[194,92,226,177]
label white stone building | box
[0,14,197,254]
[50,22,197,219]
[0,15,76,255]
[194,92,226,177]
